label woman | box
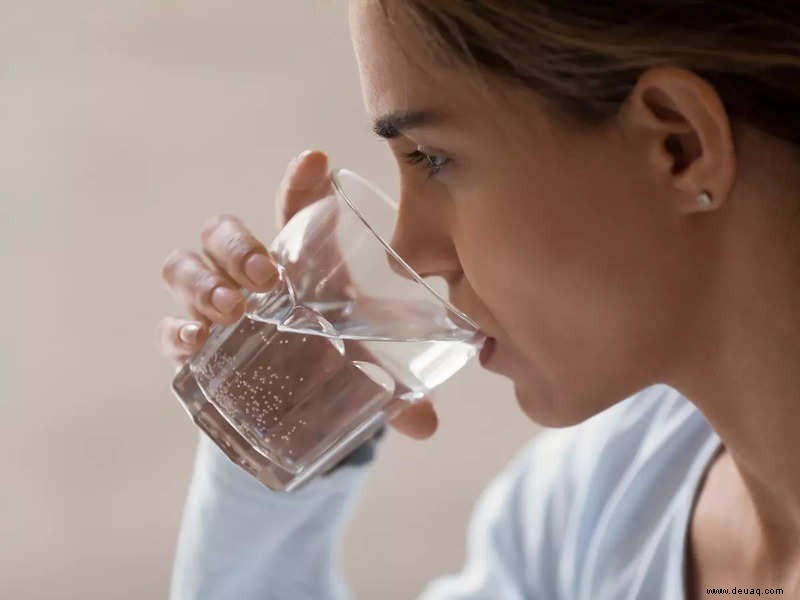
[158,1,800,598]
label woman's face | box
[349,1,705,426]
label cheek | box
[452,164,672,424]
[455,171,594,344]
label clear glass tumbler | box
[171,168,487,492]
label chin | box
[513,380,600,428]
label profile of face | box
[348,1,739,426]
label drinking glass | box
[171,168,487,492]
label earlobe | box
[621,66,736,214]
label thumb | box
[389,399,439,440]
[275,149,334,228]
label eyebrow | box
[371,109,444,139]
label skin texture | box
[158,0,800,596]
[346,1,800,597]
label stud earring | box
[697,190,712,208]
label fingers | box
[157,315,210,364]
[276,149,334,228]
[159,149,441,442]
[160,248,246,325]
[388,399,439,440]
[199,213,279,293]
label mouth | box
[479,336,496,367]
[445,288,496,367]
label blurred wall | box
[1,2,540,598]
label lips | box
[479,336,496,366]
[445,289,496,366]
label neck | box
[691,329,800,536]
[671,188,800,558]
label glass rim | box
[330,167,482,333]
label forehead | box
[347,1,551,145]
[348,0,470,121]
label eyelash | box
[401,148,449,179]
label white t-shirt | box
[169,383,722,599]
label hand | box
[157,149,438,440]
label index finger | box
[199,214,278,293]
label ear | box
[618,66,736,214]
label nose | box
[385,185,461,284]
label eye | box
[400,146,450,179]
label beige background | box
[1,2,540,598]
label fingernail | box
[180,323,200,344]
[211,286,241,314]
[244,252,276,285]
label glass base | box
[171,361,387,493]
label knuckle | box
[161,249,185,283]
[199,216,217,243]
[200,213,239,244]
[218,213,240,225]
[223,233,253,260]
